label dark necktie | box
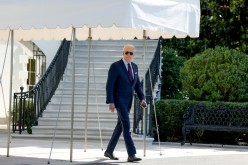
[128,63,133,83]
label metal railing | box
[133,37,162,136]
[12,39,71,134]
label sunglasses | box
[124,51,134,56]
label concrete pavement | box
[1,126,248,165]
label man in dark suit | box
[104,44,147,162]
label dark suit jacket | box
[106,59,145,110]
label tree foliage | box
[161,0,248,58]
[161,47,185,99]
[180,46,248,102]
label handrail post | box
[19,86,24,134]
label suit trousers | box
[106,108,136,156]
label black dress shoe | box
[104,151,119,160]
[127,155,142,162]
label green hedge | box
[154,99,248,144]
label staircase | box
[12,39,159,142]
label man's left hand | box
[140,100,147,109]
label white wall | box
[0,41,32,122]
[0,40,61,123]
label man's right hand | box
[109,103,115,112]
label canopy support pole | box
[84,28,92,152]
[6,30,13,157]
[147,43,162,156]
[91,40,104,151]
[70,27,76,162]
[142,30,147,157]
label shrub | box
[180,46,248,102]
[12,99,35,134]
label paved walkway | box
[1,127,248,165]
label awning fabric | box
[0,0,200,40]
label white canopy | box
[0,0,200,40]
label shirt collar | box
[122,58,131,66]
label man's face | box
[122,45,135,63]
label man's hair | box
[123,44,135,52]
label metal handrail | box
[133,37,162,136]
[12,39,71,134]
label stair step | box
[44,104,137,112]
[42,111,120,118]
[55,88,105,94]
[38,118,120,127]
[45,103,107,108]
[50,95,106,103]
[75,40,158,46]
